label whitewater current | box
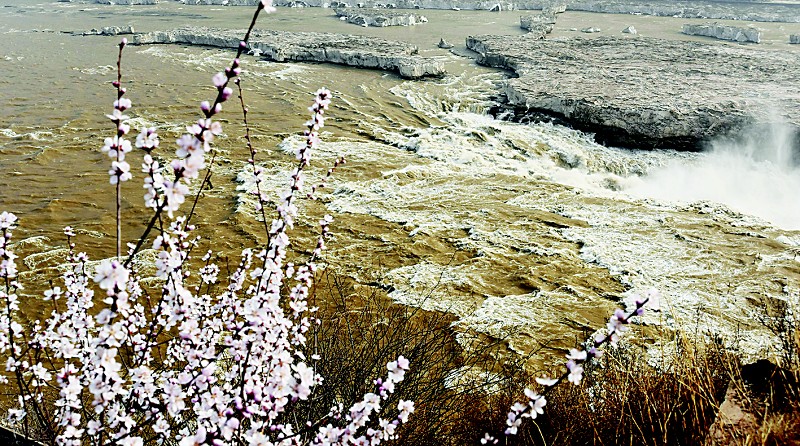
[1,0,799,369]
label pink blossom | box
[93,259,129,291]
[0,211,17,230]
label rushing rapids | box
[1,0,799,370]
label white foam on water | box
[551,200,788,360]
[623,122,800,230]
[264,62,313,80]
[0,128,53,140]
[383,262,479,317]
[229,67,798,362]
[137,46,232,71]
[73,64,115,76]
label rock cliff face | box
[131,27,445,79]
[682,23,761,43]
[519,14,555,38]
[334,8,428,26]
[466,35,800,150]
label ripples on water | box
[1,0,799,367]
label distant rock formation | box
[437,37,454,48]
[541,3,565,15]
[621,25,636,34]
[81,25,135,35]
[130,27,445,79]
[562,0,800,23]
[791,34,800,44]
[334,8,428,26]
[55,0,800,21]
[682,23,761,43]
[92,0,158,4]
[116,0,156,3]
[520,14,555,38]
[466,34,800,150]
[581,26,601,33]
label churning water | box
[625,122,800,230]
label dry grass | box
[288,270,529,444]
[294,273,800,445]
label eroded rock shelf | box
[467,34,800,150]
[131,26,446,79]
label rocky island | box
[334,8,428,26]
[131,27,445,78]
[519,13,555,38]
[467,34,800,150]
[682,23,762,43]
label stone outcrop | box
[791,34,800,44]
[682,23,761,43]
[621,25,636,34]
[541,3,565,15]
[130,27,445,79]
[466,34,800,150]
[334,8,428,26]
[179,0,259,4]
[82,25,135,35]
[279,0,518,9]
[94,0,158,4]
[520,14,555,38]
[563,0,800,23]
[437,37,454,48]
[580,26,600,33]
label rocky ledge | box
[466,35,800,150]
[131,27,445,79]
[80,25,135,36]
[334,8,428,26]
[682,23,761,43]
[564,0,800,23]
[519,14,555,38]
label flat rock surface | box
[682,22,761,43]
[131,26,445,79]
[334,8,428,26]
[565,0,800,22]
[467,34,800,149]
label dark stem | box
[182,152,217,232]
[235,79,271,239]
[123,202,165,269]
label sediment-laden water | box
[2,0,799,370]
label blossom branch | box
[495,290,661,441]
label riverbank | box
[468,34,800,150]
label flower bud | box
[221,87,233,102]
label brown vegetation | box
[299,273,800,445]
